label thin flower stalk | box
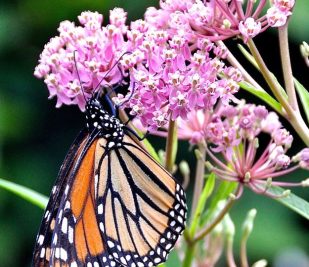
[194,196,236,243]
[190,144,207,219]
[278,24,298,111]
[165,118,177,172]
[247,39,309,145]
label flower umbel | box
[176,102,307,198]
[34,9,128,110]
[115,21,242,130]
[145,0,295,42]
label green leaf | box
[200,180,237,226]
[210,180,237,211]
[238,44,259,70]
[294,78,309,124]
[240,81,283,115]
[189,173,216,236]
[238,44,288,106]
[130,127,161,163]
[266,186,309,220]
[142,138,161,163]
[0,178,48,209]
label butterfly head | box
[85,94,124,143]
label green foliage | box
[239,81,284,115]
[294,78,309,124]
[269,185,309,220]
[0,178,48,209]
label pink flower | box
[199,102,307,198]
[274,0,295,12]
[169,90,190,120]
[177,110,209,144]
[144,0,295,42]
[261,112,282,133]
[266,6,290,27]
[114,21,242,129]
[293,148,309,170]
[35,7,242,130]
[34,9,128,110]
[238,18,262,43]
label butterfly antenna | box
[73,50,87,103]
[93,51,131,92]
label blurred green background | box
[0,1,308,266]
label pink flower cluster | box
[34,9,128,110]
[34,9,242,128]
[174,102,309,196]
[144,0,295,42]
[116,22,242,129]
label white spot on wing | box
[68,226,74,244]
[38,235,44,245]
[40,248,45,258]
[98,204,103,214]
[107,240,114,248]
[61,217,68,234]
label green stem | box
[247,39,291,113]
[190,171,213,237]
[190,144,206,221]
[182,185,236,267]
[182,244,195,267]
[165,118,177,172]
[182,154,209,267]
[226,237,237,267]
[182,171,217,267]
[247,39,309,146]
[218,41,264,92]
[194,196,235,243]
[278,24,299,111]
[0,178,48,209]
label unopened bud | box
[223,214,235,242]
[300,41,309,57]
[205,161,214,171]
[301,178,309,187]
[252,259,268,267]
[242,209,257,239]
[179,160,190,178]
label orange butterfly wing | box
[33,132,118,267]
[33,132,186,267]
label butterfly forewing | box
[33,134,118,267]
[33,130,88,266]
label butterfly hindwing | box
[33,129,88,267]
[94,135,187,267]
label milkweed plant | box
[1,0,309,266]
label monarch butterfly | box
[32,85,187,266]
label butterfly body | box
[33,94,187,267]
[85,98,124,147]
